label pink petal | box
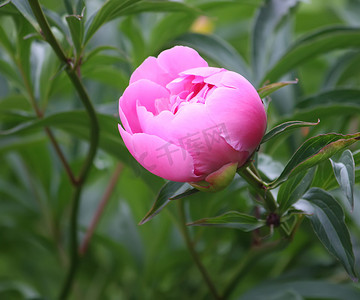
[136,102,249,177]
[206,86,267,153]
[118,124,199,182]
[119,79,170,134]
[205,70,255,90]
[171,104,250,175]
[180,67,223,78]
[157,46,208,78]
[129,56,172,86]
[136,105,174,142]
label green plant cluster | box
[0,0,360,300]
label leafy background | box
[0,0,360,299]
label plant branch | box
[15,49,77,185]
[58,186,82,300]
[177,200,222,300]
[28,1,100,300]
[29,2,68,63]
[237,166,277,212]
[28,0,99,184]
[79,163,123,255]
[44,127,78,185]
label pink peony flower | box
[118,46,267,184]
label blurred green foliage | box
[0,0,360,299]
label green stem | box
[237,166,277,212]
[29,2,68,63]
[27,1,100,299]
[28,0,99,183]
[177,200,222,300]
[58,186,82,300]
[65,70,99,183]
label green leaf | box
[10,0,39,31]
[268,290,303,300]
[169,187,199,200]
[83,45,127,64]
[0,94,31,112]
[175,33,250,77]
[270,132,360,188]
[278,168,315,214]
[0,110,132,162]
[9,14,34,89]
[290,106,360,125]
[334,52,360,87]
[139,182,193,225]
[0,110,166,188]
[82,65,129,90]
[312,159,338,190]
[296,89,360,110]
[263,27,360,83]
[84,0,139,44]
[32,43,62,108]
[239,280,360,300]
[261,120,319,144]
[187,211,265,231]
[64,0,84,15]
[65,14,84,56]
[0,0,11,8]
[330,150,355,210]
[118,1,198,16]
[148,12,196,54]
[322,51,360,89]
[44,7,70,37]
[302,188,357,281]
[0,281,40,298]
[120,16,146,67]
[0,23,14,54]
[257,79,298,99]
[0,59,22,88]
[0,135,45,155]
[252,0,300,81]
[84,0,197,45]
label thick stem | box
[58,186,82,300]
[28,0,99,184]
[177,200,222,300]
[29,2,68,63]
[64,69,99,184]
[237,166,277,212]
[79,163,123,255]
[27,1,100,300]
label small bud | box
[266,212,280,227]
[189,162,238,193]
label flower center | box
[164,75,215,114]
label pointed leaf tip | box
[257,79,299,99]
[330,150,355,211]
[187,211,265,232]
[139,182,195,225]
[303,188,358,280]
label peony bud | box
[118,46,266,185]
